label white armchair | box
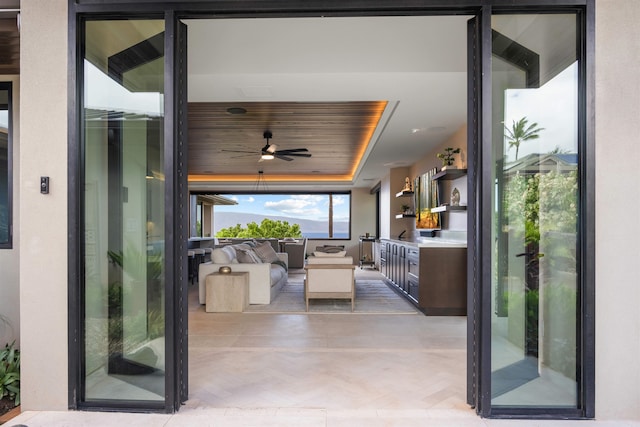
[304,255,355,311]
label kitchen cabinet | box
[380,239,466,315]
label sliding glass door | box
[71,0,593,417]
[487,10,589,414]
[81,18,167,405]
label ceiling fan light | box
[261,153,275,160]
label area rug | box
[245,273,419,314]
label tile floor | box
[7,272,640,426]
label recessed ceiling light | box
[411,128,423,134]
[226,107,247,115]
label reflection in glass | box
[82,20,165,402]
[490,14,579,408]
[0,86,10,247]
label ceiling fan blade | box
[275,148,309,154]
[267,143,278,153]
[274,154,294,161]
[279,152,312,158]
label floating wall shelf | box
[431,169,467,181]
[395,214,416,219]
[431,205,467,213]
[395,190,414,198]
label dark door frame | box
[68,0,595,418]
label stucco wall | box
[594,0,640,420]
[19,0,69,410]
[12,0,640,420]
[0,75,20,348]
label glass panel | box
[0,85,11,247]
[83,19,165,402]
[210,193,351,239]
[490,14,579,408]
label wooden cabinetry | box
[417,247,466,315]
[380,241,388,277]
[380,239,466,315]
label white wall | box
[595,0,640,420]
[0,75,20,347]
[13,0,640,420]
[379,172,391,239]
[19,0,69,410]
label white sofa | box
[198,242,288,305]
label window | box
[210,192,351,239]
[0,83,12,249]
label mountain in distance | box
[213,212,348,236]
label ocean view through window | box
[206,193,351,239]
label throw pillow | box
[212,247,233,264]
[253,240,281,264]
[313,250,347,257]
[236,247,262,264]
[317,245,344,253]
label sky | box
[85,60,163,116]
[503,61,578,160]
[215,194,351,222]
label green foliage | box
[107,241,163,283]
[216,218,302,238]
[503,171,577,245]
[504,117,545,160]
[543,283,577,379]
[0,341,20,406]
[436,147,461,166]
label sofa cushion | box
[253,240,281,264]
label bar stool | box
[203,247,213,263]
[192,248,206,285]
[187,250,196,284]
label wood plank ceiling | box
[0,18,19,75]
[188,101,387,183]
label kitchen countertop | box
[379,237,467,248]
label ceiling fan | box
[223,131,312,162]
[259,130,312,161]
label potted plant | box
[437,147,461,169]
[0,341,20,422]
